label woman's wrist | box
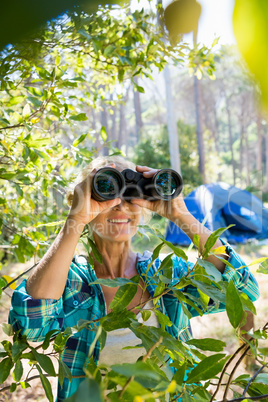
[65,216,86,235]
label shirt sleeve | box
[8,279,64,342]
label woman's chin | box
[97,226,137,242]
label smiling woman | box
[8,155,260,401]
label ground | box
[0,242,267,402]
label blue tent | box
[165,182,268,245]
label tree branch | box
[222,345,251,400]
[242,364,268,397]
[216,394,268,402]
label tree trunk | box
[245,127,250,187]
[163,66,181,173]
[100,103,109,156]
[256,114,262,172]
[193,74,205,181]
[118,101,125,150]
[91,107,101,152]
[225,96,236,186]
[133,76,143,141]
[264,129,268,191]
[110,105,117,145]
[118,86,130,150]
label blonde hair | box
[66,155,152,222]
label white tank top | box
[99,300,159,365]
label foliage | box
[233,0,268,110]
[0,227,267,401]
[132,120,203,194]
[0,3,217,268]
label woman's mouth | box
[107,219,131,224]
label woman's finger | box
[136,165,158,178]
[131,198,156,211]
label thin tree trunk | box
[264,129,268,191]
[164,66,181,173]
[257,114,262,172]
[100,103,109,156]
[133,76,143,141]
[225,96,236,185]
[239,114,245,185]
[118,101,125,150]
[245,127,250,187]
[193,74,205,181]
[91,107,101,152]
[118,86,131,149]
[110,105,117,145]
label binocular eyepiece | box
[91,168,183,202]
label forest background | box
[1,0,268,401]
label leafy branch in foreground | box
[0,226,267,401]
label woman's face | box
[90,199,142,243]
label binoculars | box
[91,168,183,202]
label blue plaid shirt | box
[9,245,260,401]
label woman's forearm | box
[26,218,85,300]
[170,211,227,273]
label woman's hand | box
[67,164,121,226]
[130,165,190,223]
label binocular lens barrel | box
[154,171,178,197]
[92,167,183,201]
[92,169,124,201]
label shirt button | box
[73,300,79,307]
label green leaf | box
[58,359,73,389]
[233,0,268,109]
[87,238,102,263]
[101,309,136,332]
[136,85,145,93]
[73,134,88,147]
[257,258,268,274]
[70,113,88,121]
[64,378,102,402]
[12,340,28,361]
[226,280,243,328]
[10,382,17,392]
[32,350,56,376]
[90,277,138,288]
[162,240,188,261]
[186,353,227,383]
[186,338,226,352]
[193,234,200,248]
[104,45,115,57]
[13,359,23,382]
[202,226,234,259]
[39,370,54,402]
[42,329,60,350]
[100,125,107,141]
[2,323,14,336]
[0,357,14,384]
[23,103,31,119]
[141,310,151,322]
[155,310,173,329]
[109,283,138,311]
[20,381,31,389]
[111,361,162,381]
[172,362,186,385]
[197,259,222,282]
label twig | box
[1,262,40,290]
[242,364,268,397]
[222,345,251,401]
[118,337,163,399]
[142,336,163,362]
[119,376,134,398]
[210,343,248,401]
[216,394,268,402]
